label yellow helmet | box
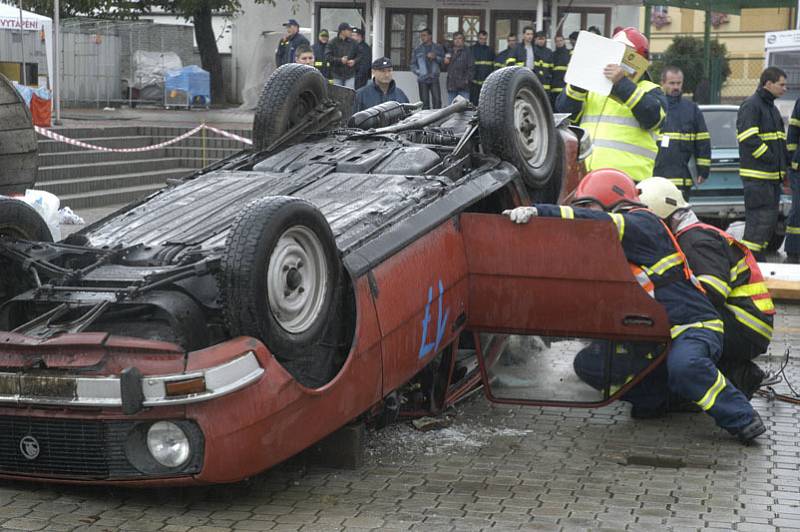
[635,177,689,219]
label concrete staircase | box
[35,125,252,209]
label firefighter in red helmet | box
[555,28,666,183]
[503,169,766,445]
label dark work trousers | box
[742,178,782,260]
[786,171,800,258]
[574,330,755,432]
[717,312,767,399]
[469,83,481,106]
[418,79,442,110]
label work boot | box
[730,411,766,445]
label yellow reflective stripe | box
[729,257,748,282]
[729,281,769,298]
[644,252,682,276]
[697,274,731,298]
[788,143,798,151]
[659,131,702,141]
[670,319,725,339]
[696,370,726,411]
[741,239,765,252]
[753,143,768,158]
[754,297,776,312]
[669,177,693,186]
[624,87,645,109]
[740,168,781,180]
[794,161,799,170]
[758,132,780,140]
[725,304,774,339]
[553,66,568,71]
[559,206,575,219]
[472,80,484,85]
[786,225,800,235]
[474,60,494,65]
[696,132,710,140]
[791,117,800,127]
[609,213,625,241]
[551,87,563,93]
[696,158,711,166]
[566,85,586,102]
[737,126,759,141]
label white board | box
[564,31,625,96]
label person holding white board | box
[556,27,666,183]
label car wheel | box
[221,196,340,385]
[0,74,38,195]
[530,133,565,203]
[0,198,53,242]
[252,64,329,152]
[478,67,558,192]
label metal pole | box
[18,0,27,85]
[796,0,800,29]
[643,5,652,41]
[703,9,711,78]
[53,0,61,124]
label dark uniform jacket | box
[445,46,473,92]
[353,79,410,112]
[653,94,712,188]
[275,33,310,67]
[536,205,720,329]
[787,98,800,170]
[494,46,524,69]
[736,87,788,181]
[676,225,772,352]
[354,41,372,89]
[469,43,494,87]
[551,46,570,96]
[312,40,329,79]
[532,44,553,92]
[325,36,361,80]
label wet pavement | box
[0,303,796,530]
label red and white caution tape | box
[33,123,253,152]
[202,124,253,145]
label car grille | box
[0,417,140,479]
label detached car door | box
[460,213,671,407]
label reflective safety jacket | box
[550,46,570,96]
[470,43,494,88]
[736,87,788,181]
[494,46,525,69]
[536,205,722,338]
[532,44,553,92]
[312,41,329,80]
[653,94,711,188]
[676,222,775,349]
[556,77,666,182]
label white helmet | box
[635,177,689,219]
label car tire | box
[531,132,565,203]
[478,67,558,192]
[0,198,53,242]
[221,196,340,386]
[252,64,329,152]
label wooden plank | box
[765,278,800,301]
[0,102,33,130]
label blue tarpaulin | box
[164,65,211,107]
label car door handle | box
[623,315,655,327]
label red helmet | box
[572,168,643,211]
[612,27,649,59]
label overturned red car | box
[0,66,671,485]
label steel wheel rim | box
[267,225,328,334]
[513,87,548,164]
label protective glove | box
[502,206,538,224]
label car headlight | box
[146,421,190,467]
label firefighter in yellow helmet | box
[637,176,774,400]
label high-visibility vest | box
[677,222,775,341]
[581,79,661,182]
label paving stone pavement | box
[0,305,798,531]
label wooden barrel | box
[0,73,37,195]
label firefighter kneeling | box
[503,169,766,445]
[637,177,774,400]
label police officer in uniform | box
[638,177,773,399]
[470,30,494,105]
[653,66,711,198]
[556,28,666,183]
[504,169,766,444]
[736,66,789,260]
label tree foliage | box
[651,35,731,94]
